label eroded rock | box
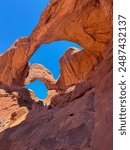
[24,64,57,90]
[0,88,40,132]
[56,47,101,89]
[0,0,113,150]
[0,0,112,88]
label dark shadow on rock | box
[0,83,40,111]
[0,80,96,150]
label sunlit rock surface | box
[0,0,113,150]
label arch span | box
[0,0,112,88]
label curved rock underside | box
[24,64,57,90]
[0,0,112,88]
[0,0,113,150]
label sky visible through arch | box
[0,0,82,99]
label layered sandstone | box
[0,0,113,150]
[24,64,57,90]
[56,47,101,89]
[0,0,112,88]
[0,87,40,132]
[0,42,112,150]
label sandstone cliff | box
[0,0,113,150]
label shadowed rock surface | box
[0,0,113,150]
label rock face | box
[56,47,101,89]
[0,0,113,150]
[90,41,113,150]
[24,64,57,90]
[0,42,112,150]
[0,0,112,88]
[0,87,40,132]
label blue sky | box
[0,1,81,99]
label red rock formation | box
[0,0,113,150]
[0,87,40,132]
[90,41,113,150]
[0,0,112,88]
[24,64,57,90]
[0,42,112,150]
[56,47,101,89]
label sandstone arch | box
[0,0,112,90]
[24,64,57,90]
[0,1,113,150]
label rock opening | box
[25,40,82,99]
